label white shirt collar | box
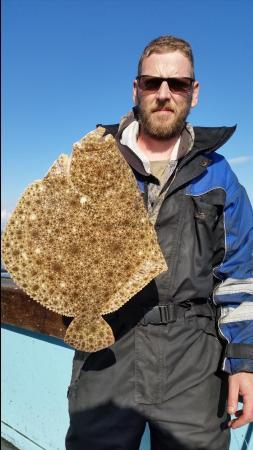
[120,120,181,174]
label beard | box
[137,96,192,140]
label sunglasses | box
[136,76,194,94]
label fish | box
[1,127,167,352]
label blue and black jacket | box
[100,116,253,374]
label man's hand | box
[227,372,253,428]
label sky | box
[2,0,253,228]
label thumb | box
[227,375,239,414]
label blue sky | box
[2,0,253,227]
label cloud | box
[228,156,253,166]
[1,208,12,230]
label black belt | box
[140,300,214,326]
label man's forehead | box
[141,51,193,77]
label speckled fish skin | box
[1,127,168,352]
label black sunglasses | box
[136,76,195,94]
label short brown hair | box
[137,35,195,78]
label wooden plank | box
[1,278,70,338]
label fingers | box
[95,126,107,137]
[229,392,253,429]
[227,374,239,416]
[228,373,253,429]
[229,411,249,429]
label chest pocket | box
[192,196,220,228]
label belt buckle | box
[160,303,176,323]
[142,303,176,325]
[158,305,169,323]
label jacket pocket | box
[193,198,219,223]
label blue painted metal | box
[1,326,72,450]
[1,326,252,450]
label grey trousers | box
[66,306,230,450]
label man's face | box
[133,51,199,140]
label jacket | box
[98,113,253,374]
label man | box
[66,35,253,450]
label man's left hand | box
[227,372,253,428]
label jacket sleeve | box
[213,164,253,374]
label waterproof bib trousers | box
[66,301,230,450]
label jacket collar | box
[97,109,237,176]
[193,125,237,153]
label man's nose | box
[156,80,172,101]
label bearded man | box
[66,35,253,450]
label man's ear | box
[133,79,138,105]
[191,80,199,108]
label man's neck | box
[137,131,180,161]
